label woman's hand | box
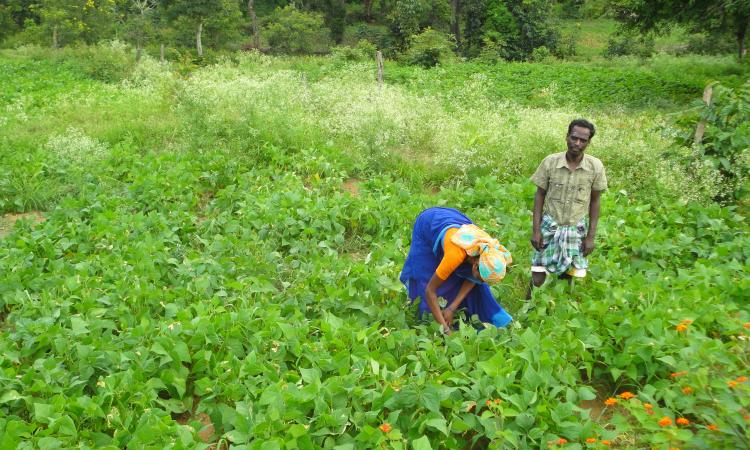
[443,307,455,326]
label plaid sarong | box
[531,214,588,276]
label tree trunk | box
[451,0,461,44]
[737,16,748,61]
[160,44,165,63]
[364,0,373,22]
[247,0,260,49]
[52,25,58,48]
[136,36,143,62]
[196,21,203,57]
[376,50,383,87]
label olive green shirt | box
[531,152,607,226]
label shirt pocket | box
[574,175,595,204]
[548,174,568,201]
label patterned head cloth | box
[450,224,512,284]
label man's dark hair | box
[568,119,596,139]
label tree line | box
[0,1,747,62]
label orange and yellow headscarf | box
[450,224,512,284]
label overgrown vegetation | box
[0,46,748,448]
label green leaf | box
[412,436,433,450]
[425,417,448,436]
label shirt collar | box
[556,152,593,171]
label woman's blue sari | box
[399,207,512,327]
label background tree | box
[120,0,157,60]
[163,0,244,56]
[612,0,750,60]
[265,5,330,53]
[461,0,559,60]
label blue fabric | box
[399,207,512,328]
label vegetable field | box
[0,48,748,449]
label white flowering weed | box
[46,127,108,166]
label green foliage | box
[403,27,455,67]
[388,0,451,49]
[0,49,749,449]
[331,39,378,62]
[462,0,560,61]
[265,6,330,55]
[603,29,655,58]
[669,82,750,203]
[611,0,750,60]
[164,0,245,53]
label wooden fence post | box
[376,51,384,88]
[694,83,716,146]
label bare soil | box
[0,212,46,238]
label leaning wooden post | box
[160,44,165,63]
[376,50,384,88]
[694,82,716,146]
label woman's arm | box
[425,274,451,334]
[443,279,475,325]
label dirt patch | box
[342,178,360,197]
[0,212,46,238]
[173,396,216,444]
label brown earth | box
[0,212,46,238]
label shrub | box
[603,30,655,58]
[529,45,554,62]
[265,6,330,55]
[331,40,378,62]
[668,82,750,203]
[403,28,455,68]
[354,23,394,55]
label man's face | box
[566,126,591,155]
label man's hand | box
[443,307,455,326]
[531,231,544,251]
[441,323,452,335]
[582,236,595,256]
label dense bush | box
[668,82,750,203]
[603,29,655,58]
[463,0,560,61]
[403,27,456,67]
[265,6,330,54]
[331,40,378,62]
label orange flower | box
[643,403,653,409]
[671,371,688,378]
[658,416,673,427]
[707,424,719,431]
[618,391,635,400]
[646,409,655,415]
[379,423,392,433]
[601,440,612,446]
[682,386,693,394]
[494,398,502,404]
[604,397,618,406]
[669,448,680,450]
[743,322,750,329]
[676,417,690,426]
[736,376,748,383]
[676,324,688,332]
[585,438,597,443]
[728,380,738,388]
[556,438,568,445]
[486,400,492,406]
[744,414,750,421]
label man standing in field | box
[527,119,607,298]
